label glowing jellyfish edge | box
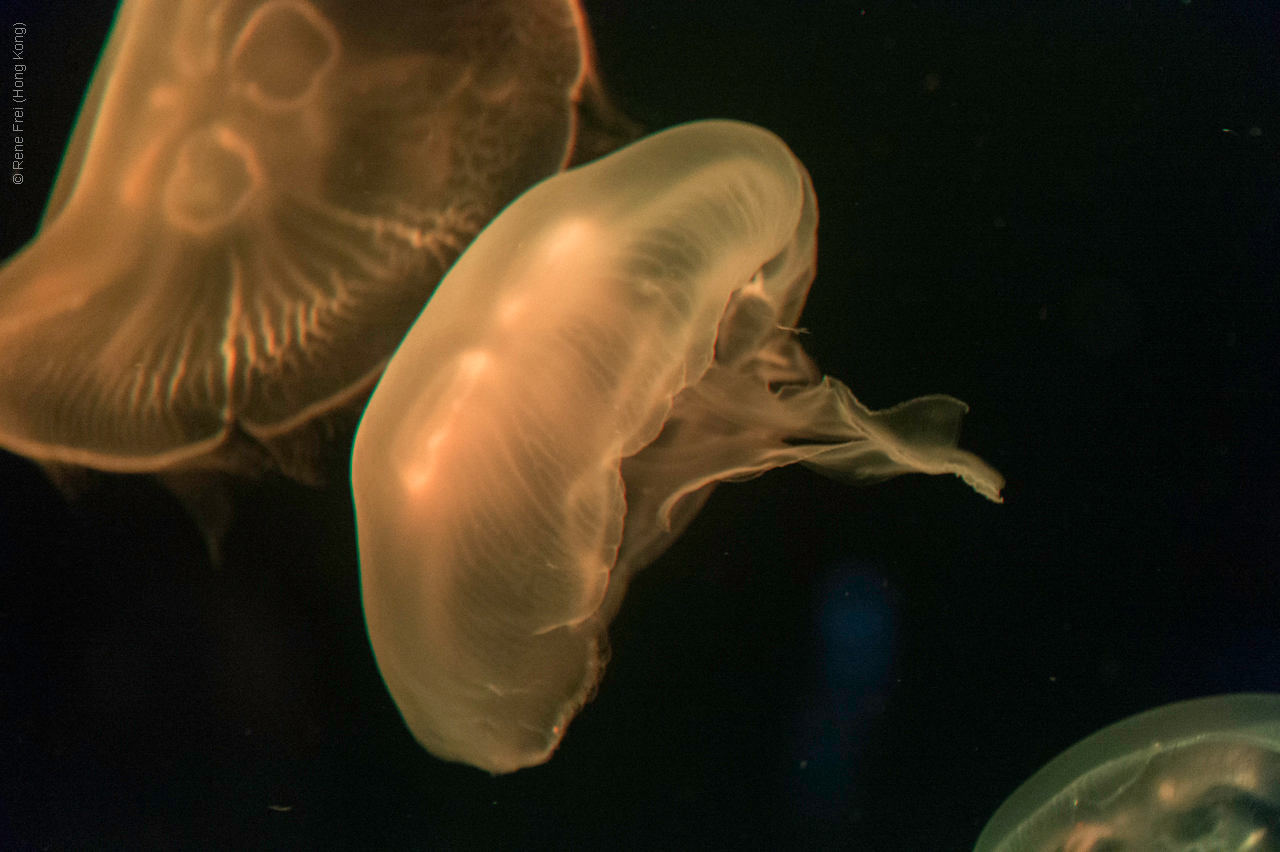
[975,694,1280,852]
[351,119,1003,774]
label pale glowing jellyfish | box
[0,0,631,478]
[975,694,1280,852]
[351,119,1004,774]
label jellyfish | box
[974,694,1280,852]
[0,0,633,483]
[351,119,1004,774]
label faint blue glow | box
[820,565,894,691]
[790,558,897,815]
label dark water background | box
[1,0,1278,849]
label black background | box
[1,0,1278,849]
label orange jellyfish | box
[351,119,1004,774]
[0,0,634,482]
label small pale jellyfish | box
[0,0,633,481]
[351,119,1003,774]
[975,694,1280,852]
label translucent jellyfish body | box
[0,0,628,475]
[351,119,1003,773]
[975,694,1280,852]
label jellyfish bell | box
[0,0,635,491]
[974,694,1280,852]
[351,119,1003,774]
